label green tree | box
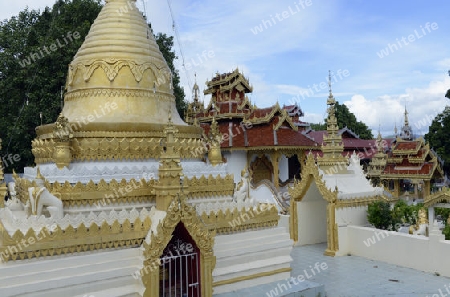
[0,0,102,173]
[391,200,424,229]
[155,32,187,118]
[309,123,326,130]
[367,201,392,230]
[309,101,373,139]
[424,107,450,173]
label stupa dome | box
[60,0,186,128]
[32,0,203,168]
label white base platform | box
[213,226,293,294]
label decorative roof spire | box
[399,106,413,140]
[316,70,348,172]
[404,107,409,127]
[193,73,199,103]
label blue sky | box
[2,0,449,137]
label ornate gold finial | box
[36,167,44,180]
[53,113,73,142]
[193,117,199,127]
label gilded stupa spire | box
[367,128,387,186]
[316,71,348,173]
[32,0,204,168]
[399,106,413,140]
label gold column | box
[201,254,215,297]
[52,114,73,169]
[290,199,298,242]
[272,151,280,189]
[393,180,400,198]
[424,180,431,199]
[155,115,183,211]
[142,260,160,297]
[324,199,337,256]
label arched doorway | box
[142,197,215,297]
[160,223,201,297]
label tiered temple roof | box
[186,69,317,151]
[382,137,443,179]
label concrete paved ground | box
[215,243,450,297]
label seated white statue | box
[6,182,23,211]
[233,169,250,203]
[28,170,63,219]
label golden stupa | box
[33,0,203,169]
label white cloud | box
[303,112,326,125]
[344,76,450,137]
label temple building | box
[0,1,292,296]
[185,69,318,194]
[368,108,444,198]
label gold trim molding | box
[0,215,151,262]
[212,267,291,287]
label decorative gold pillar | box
[52,114,73,169]
[290,199,298,242]
[201,254,215,297]
[423,180,431,199]
[272,151,280,189]
[393,180,400,198]
[142,260,160,297]
[154,113,184,211]
[324,197,338,256]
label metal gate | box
[160,252,200,297]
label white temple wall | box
[223,150,247,184]
[296,182,327,245]
[335,206,369,227]
[336,225,450,277]
[279,155,289,182]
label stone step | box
[214,246,293,269]
[0,248,143,297]
[0,247,141,279]
[1,265,139,296]
[213,255,292,280]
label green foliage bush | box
[368,200,424,231]
[367,201,392,230]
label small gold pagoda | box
[316,71,348,172]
